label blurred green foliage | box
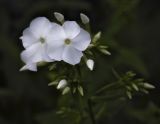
[0,0,160,124]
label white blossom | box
[20,17,56,71]
[86,59,94,71]
[57,79,67,89]
[47,21,91,65]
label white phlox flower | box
[20,17,91,71]
[47,21,91,65]
[20,17,57,71]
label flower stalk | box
[88,98,96,124]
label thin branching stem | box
[95,82,117,95]
[88,98,96,124]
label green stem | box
[87,98,96,124]
[95,82,117,95]
[78,95,84,124]
[112,68,121,79]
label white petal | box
[46,23,66,41]
[47,39,65,61]
[29,17,52,38]
[41,44,54,62]
[72,28,91,51]
[46,24,66,61]
[57,79,67,89]
[63,21,80,39]
[20,43,43,63]
[21,28,37,48]
[86,59,94,71]
[62,46,83,65]
[47,44,65,61]
[20,63,37,71]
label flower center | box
[64,39,71,45]
[39,37,45,44]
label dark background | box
[0,0,160,124]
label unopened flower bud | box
[143,83,155,89]
[80,13,90,24]
[93,32,101,43]
[54,12,64,23]
[78,86,84,96]
[86,59,94,71]
[57,79,67,89]
[100,49,111,55]
[62,87,70,95]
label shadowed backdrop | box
[0,0,160,124]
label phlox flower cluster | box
[20,15,91,71]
